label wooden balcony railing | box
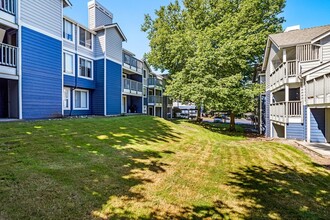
[122,78,143,95]
[297,44,320,62]
[270,101,302,123]
[0,43,17,67]
[306,73,330,105]
[269,60,299,90]
[0,0,15,15]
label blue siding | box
[22,27,62,119]
[286,123,304,140]
[106,60,122,115]
[310,108,326,143]
[64,75,75,87]
[92,59,105,115]
[265,91,271,137]
[64,88,92,116]
[76,55,95,89]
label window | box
[63,87,71,110]
[79,27,92,49]
[74,90,89,110]
[63,52,74,75]
[79,57,93,79]
[63,20,73,41]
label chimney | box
[284,25,301,32]
[88,0,113,29]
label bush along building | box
[0,0,169,119]
[263,25,330,143]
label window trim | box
[78,56,94,80]
[78,26,93,51]
[63,19,74,42]
[63,51,75,75]
[63,87,71,110]
[73,89,90,110]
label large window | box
[63,87,71,110]
[79,57,92,79]
[74,90,89,110]
[63,20,73,41]
[63,52,74,75]
[79,27,92,49]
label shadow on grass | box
[0,116,181,219]
[105,163,330,220]
[225,163,330,219]
[172,119,246,137]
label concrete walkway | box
[296,141,330,158]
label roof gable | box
[269,25,330,48]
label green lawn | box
[0,116,329,219]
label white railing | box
[0,43,17,67]
[288,101,301,117]
[122,78,143,95]
[297,44,320,62]
[306,73,330,105]
[0,0,15,15]
[269,60,299,90]
[270,101,301,123]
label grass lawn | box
[0,116,329,219]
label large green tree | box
[142,0,285,130]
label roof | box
[93,23,127,41]
[63,0,72,7]
[262,24,330,71]
[269,25,330,48]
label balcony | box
[0,0,16,25]
[306,73,330,105]
[122,53,143,74]
[148,78,163,88]
[270,101,302,123]
[0,0,15,15]
[0,43,17,77]
[269,60,300,90]
[122,78,143,96]
[148,95,162,106]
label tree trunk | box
[229,112,236,132]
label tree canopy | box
[142,0,285,129]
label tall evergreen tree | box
[142,0,285,130]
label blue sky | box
[64,0,330,59]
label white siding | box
[306,65,330,81]
[266,43,279,90]
[88,6,96,29]
[95,7,112,28]
[321,35,330,62]
[106,28,122,63]
[77,46,94,58]
[300,61,320,73]
[21,0,62,38]
[94,30,105,57]
[63,40,75,52]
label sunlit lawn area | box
[0,116,329,219]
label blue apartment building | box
[0,0,146,120]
